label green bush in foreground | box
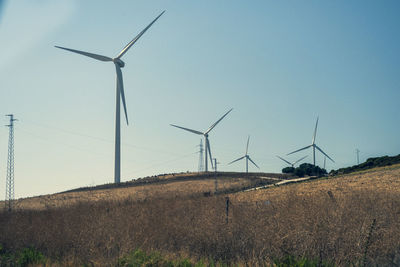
[118,249,336,267]
[117,249,203,267]
[273,255,334,267]
[0,245,339,266]
[0,245,46,266]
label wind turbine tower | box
[356,149,360,165]
[5,114,17,211]
[55,11,165,183]
[198,139,204,172]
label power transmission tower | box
[356,149,360,165]
[5,114,17,212]
[198,139,204,172]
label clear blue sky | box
[0,0,399,198]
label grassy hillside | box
[1,166,400,266]
[11,172,288,210]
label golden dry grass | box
[1,166,399,266]
[232,164,400,203]
[11,174,278,210]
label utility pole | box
[356,149,360,165]
[323,156,326,170]
[214,158,220,193]
[198,139,204,172]
[214,158,220,172]
[5,114,17,211]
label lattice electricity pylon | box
[5,114,17,211]
[198,139,204,172]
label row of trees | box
[283,154,400,177]
[329,154,400,176]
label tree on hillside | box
[282,163,327,177]
[282,167,295,174]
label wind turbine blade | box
[55,46,113,62]
[276,155,292,166]
[287,145,312,156]
[293,155,308,165]
[170,124,203,135]
[116,11,165,59]
[248,156,260,169]
[228,156,246,165]
[246,135,250,155]
[205,108,233,134]
[312,116,319,144]
[116,65,128,125]
[315,145,335,163]
[206,138,214,169]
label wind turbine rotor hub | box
[113,58,125,68]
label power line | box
[127,151,198,177]
[22,120,185,157]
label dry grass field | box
[1,166,399,266]
[11,172,283,210]
[232,164,400,202]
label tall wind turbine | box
[170,109,233,172]
[276,155,308,168]
[55,11,165,183]
[228,136,259,173]
[287,117,334,166]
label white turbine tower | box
[228,136,259,173]
[276,155,308,168]
[55,11,165,183]
[287,117,334,166]
[170,108,233,172]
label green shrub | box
[0,246,46,266]
[294,168,305,177]
[282,167,295,173]
[17,247,46,266]
[118,249,200,267]
[273,255,334,267]
[296,163,327,177]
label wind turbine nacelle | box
[113,58,125,68]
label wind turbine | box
[55,11,165,183]
[276,155,308,168]
[170,109,233,172]
[228,136,259,173]
[356,148,360,165]
[287,117,334,166]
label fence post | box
[225,197,230,224]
